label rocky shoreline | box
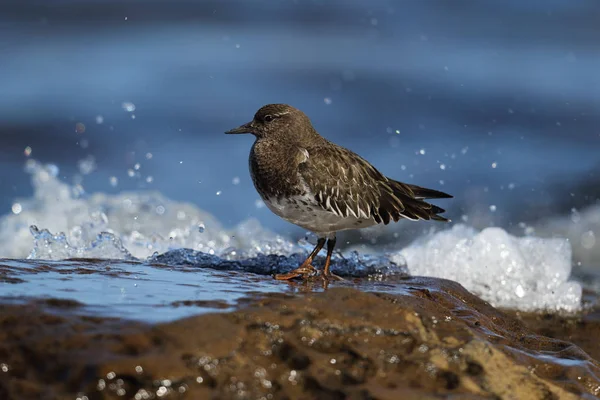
[1,276,599,399]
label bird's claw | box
[321,272,344,282]
[274,264,318,280]
[273,264,344,284]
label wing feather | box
[298,145,450,224]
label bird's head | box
[225,104,320,142]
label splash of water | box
[394,225,581,312]
[1,160,298,260]
[0,160,584,312]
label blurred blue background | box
[1,0,599,238]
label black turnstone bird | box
[226,104,452,281]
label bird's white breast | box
[262,184,377,235]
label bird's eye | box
[264,114,274,122]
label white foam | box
[0,160,298,260]
[0,160,583,312]
[391,225,581,312]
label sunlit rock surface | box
[0,278,598,399]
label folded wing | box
[298,146,452,224]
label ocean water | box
[0,1,598,316]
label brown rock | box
[0,277,599,399]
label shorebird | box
[226,104,452,281]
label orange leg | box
[322,237,343,281]
[274,238,325,280]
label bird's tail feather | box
[385,180,452,223]
[406,183,453,199]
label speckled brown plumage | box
[226,104,452,281]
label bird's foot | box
[321,272,344,282]
[274,264,318,280]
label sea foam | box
[393,225,581,312]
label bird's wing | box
[298,145,450,224]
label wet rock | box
[511,292,600,363]
[0,277,599,399]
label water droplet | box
[109,176,118,187]
[232,177,240,185]
[78,155,96,175]
[11,203,22,215]
[145,152,153,160]
[440,164,446,170]
[581,231,596,249]
[419,149,426,155]
[491,162,498,168]
[122,102,136,112]
[490,205,497,212]
[75,122,86,133]
[198,224,205,233]
[216,191,222,196]
[47,164,59,177]
[324,97,332,105]
[24,146,32,157]
[156,386,168,396]
[571,208,581,224]
[96,115,104,124]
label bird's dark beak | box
[225,121,254,134]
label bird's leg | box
[322,237,343,281]
[274,237,326,280]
